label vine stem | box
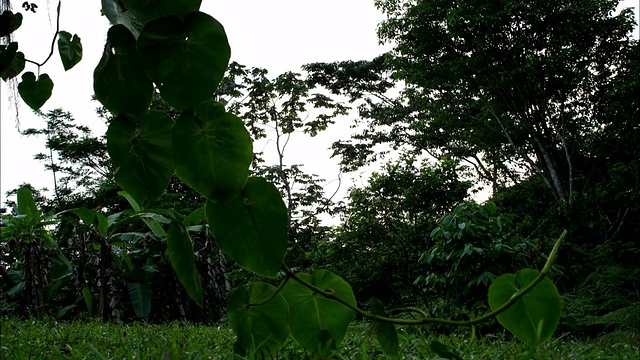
[24,0,61,70]
[247,276,290,308]
[282,230,566,326]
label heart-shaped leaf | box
[0,45,24,81]
[122,0,201,23]
[0,10,22,37]
[228,282,290,357]
[166,219,203,307]
[107,111,174,207]
[173,101,252,202]
[488,268,561,348]
[369,298,399,356]
[18,72,53,110]
[206,177,288,277]
[137,12,230,111]
[281,270,357,354]
[58,31,82,71]
[94,24,152,115]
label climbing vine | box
[1,0,564,357]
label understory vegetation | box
[1,0,639,358]
[2,317,639,360]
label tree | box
[21,108,112,211]
[309,0,638,205]
[315,155,471,306]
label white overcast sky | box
[0,0,388,209]
[1,0,638,210]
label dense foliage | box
[1,0,637,357]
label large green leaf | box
[128,282,151,317]
[94,25,152,115]
[206,177,287,278]
[281,270,357,354]
[228,282,290,357]
[137,12,230,111]
[488,268,561,348]
[17,186,39,220]
[107,111,174,207]
[173,101,252,201]
[166,220,203,307]
[18,72,53,110]
[57,31,82,71]
[368,298,399,356]
[122,0,201,23]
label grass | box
[1,316,638,359]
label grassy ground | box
[1,317,638,359]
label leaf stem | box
[248,276,290,308]
[24,0,61,69]
[283,230,566,326]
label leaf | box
[137,12,230,111]
[83,285,93,315]
[95,213,110,235]
[0,10,22,37]
[1,42,17,70]
[118,191,166,237]
[17,186,39,219]
[206,177,288,278]
[18,72,53,110]
[100,0,143,37]
[173,101,252,202]
[1,50,24,80]
[107,111,174,207]
[368,298,399,356]
[228,282,290,356]
[94,24,153,115]
[488,268,561,348]
[429,340,463,360]
[122,0,201,23]
[128,282,151,317]
[183,206,206,226]
[166,220,203,307]
[57,31,82,70]
[281,270,357,354]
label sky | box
[0,0,388,210]
[1,0,639,212]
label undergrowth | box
[1,317,638,359]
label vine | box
[1,0,565,357]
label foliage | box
[313,155,471,306]
[3,317,639,360]
[20,108,111,211]
[0,187,59,316]
[0,0,573,356]
[417,201,543,314]
[563,265,640,336]
[372,0,637,204]
[1,188,229,323]
[308,0,640,342]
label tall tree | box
[308,0,639,204]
